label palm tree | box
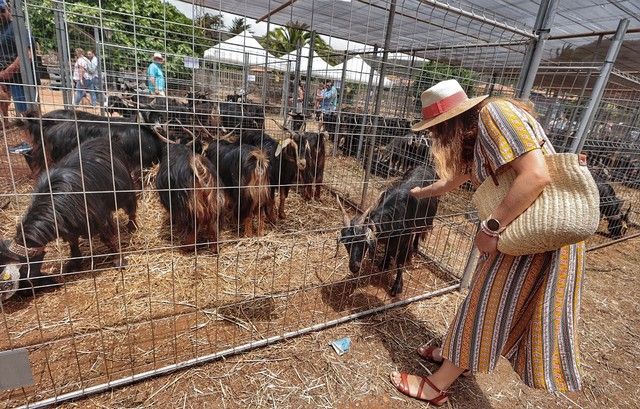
[260,21,339,65]
[195,13,226,41]
[229,17,251,35]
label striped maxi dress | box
[441,100,585,392]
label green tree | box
[27,0,205,75]
[412,60,479,110]
[194,12,226,43]
[228,17,251,35]
[260,21,339,65]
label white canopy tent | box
[203,30,284,66]
[269,46,333,73]
[314,56,393,88]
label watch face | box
[487,219,500,232]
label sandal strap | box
[419,376,448,404]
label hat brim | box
[411,95,489,132]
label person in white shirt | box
[72,48,91,106]
[86,50,100,107]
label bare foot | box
[417,345,443,362]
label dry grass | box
[1,88,638,408]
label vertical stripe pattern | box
[443,100,585,392]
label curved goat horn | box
[336,194,350,226]
[269,118,296,135]
[151,126,179,145]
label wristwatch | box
[485,218,501,233]
[480,217,504,237]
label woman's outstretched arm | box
[410,172,470,199]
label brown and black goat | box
[298,131,327,201]
[239,130,307,220]
[156,144,225,253]
[0,138,137,302]
[204,140,271,237]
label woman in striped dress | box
[389,79,584,405]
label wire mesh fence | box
[0,0,638,407]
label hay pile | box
[0,146,467,406]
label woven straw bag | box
[472,152,600,256]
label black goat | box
[240,130,307,220]
[156,144,225,253]
[597,179,632,239]
[374,132,431,177]
[204,140,271,236]
[337,166,439,296]
[298,131,326,201]
[0,138,137,302]
[17,110,163,176]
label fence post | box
[93,27,105,113]
[515,0,558,100]
[569,18,629,154]
[304,31,315,117]
[10,0,38,110]
[333,50,349,154]
[53,0,72,107]
[356,45,378,161]
[460,231,480,290]
[361,0,396,207]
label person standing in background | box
[147,52,166,96]
[86,49,100,107]
[0,0,38,116]
[72,48,91,106]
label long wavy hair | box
[429,97,536,180]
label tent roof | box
[270,45,333,72]
[203,30,284,66]
[312,56,393,87]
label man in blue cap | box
[0,0,37,115]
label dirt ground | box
[46,236,639,409]
[2,87,639,408]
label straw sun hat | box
[411,79,488,132]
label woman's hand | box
[410,187,426,198]
[475,230,498,255]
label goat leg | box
[390,268,404,297]
[278,187,287,219]
[243,216,254,238]
[208,220,219,254]
[99,221,127,269]
[62,237,83,275]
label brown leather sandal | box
[417,345,471,377]
[391,372,449,406]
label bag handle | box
[478,138,546,187]
[478,142,500,186]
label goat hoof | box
[279,212,286,220]
[113,257,128,269]
[390,281,403,297]
[127,221,137,232]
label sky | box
[165,0,374,53]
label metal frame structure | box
[0,0,638,407]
